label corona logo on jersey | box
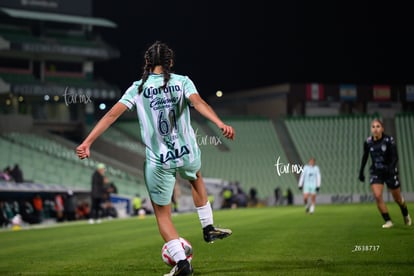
[143,85,181,99]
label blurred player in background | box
[298,157,321,214]
[358,118,411,228]
[76,41,235,276]
[89,163,107,224]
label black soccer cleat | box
[203,224,232,243]
[172,259,193,276]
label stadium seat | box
[284,115,376,195]
[0,132,146,197]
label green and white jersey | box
[119,73,200,169]
[298,165,321,188]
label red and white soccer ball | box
[161,237,193,267]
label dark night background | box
[92,1,413,97]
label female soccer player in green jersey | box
[76,41,235,276]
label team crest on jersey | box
[381,144,387,152]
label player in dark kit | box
[358,118,411,228]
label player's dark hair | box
[138,41,174,94]
[372,118,384,128]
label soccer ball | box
[161,237,193,267]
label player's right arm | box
[76,102,128,159]
[358,141,369,182]
[316,166,321,188]
[189,93,235,140]
[298,167,305,190]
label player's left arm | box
[189,93,235,140]
[76,102,128,159]
[389,136,399,174]
[316,166,321,188]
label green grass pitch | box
[0,203,413,275]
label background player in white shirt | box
[298,157,321,214]
[76,41,235,276]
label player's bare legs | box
[371,184,393,228]
[371,184,388,213]
[310,193,317,214]
[390,187,404,205]
[152,202,179,242]
[189,171,208,208]
[390,187,411,226]
[303,193,310,213]
[153,202,194,276]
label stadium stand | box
[2,1,413,211]
[0,25,37,43]
[0,1,137,204]
[0,132,147,197]
[114,121,143,143]
[0,72,38,84]
[192,116,297,199]
[0,1,121,120]
[395,113,414,193]
[86,121,146,157]
[284,115,377,195]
